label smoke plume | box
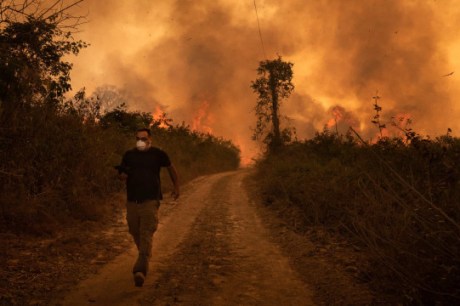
[71,0,460,161]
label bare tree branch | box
[0,0,87,30]
[37,0,61,19]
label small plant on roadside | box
[371,92,386,139]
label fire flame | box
[151,105,169,128]
[191,100,213,134]
[391,113,413,137]
[327,106,344,129]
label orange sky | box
[69,0,460,162]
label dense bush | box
[152,123,240,184]
[254,129,460,305]
[0,99,240,235]
[100,101,240,185]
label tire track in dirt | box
[142,170,314,305]
[221,171,314,305]
[140,173,236,305]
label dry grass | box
[254,130,460,304]
[0,104,240,235]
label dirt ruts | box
[59,171,314,305]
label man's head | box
[136,128,152,151]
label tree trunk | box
[269,71,282,150]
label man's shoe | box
[134,272,145,287]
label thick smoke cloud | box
[290,0,459,136]
[71,0,460,161]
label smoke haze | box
[70,0,460,162]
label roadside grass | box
[0,104,240,235]
[253,129,460,305]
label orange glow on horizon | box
[70,0,460,161]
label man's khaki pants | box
[126,200,160,275]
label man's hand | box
[114,165,128,181]
[171,191,180,201]
[171,189,180,200]
[167,165,180,200]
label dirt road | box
[59,170,315,305]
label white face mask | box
[136,140,148,151]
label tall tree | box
[0,0,87,125]
[251,56,294,151]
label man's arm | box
[167,164,180,200]
[116,152,129,181]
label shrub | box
[0,102,240,235]
[254,130,460,304]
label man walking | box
[117,128,180,287]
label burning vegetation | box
[0,0,240,234]
[2,0,460,304]
[250,50,460,304]
[253,112,460,304]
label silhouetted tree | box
[100,106,154,133]
[0,0,87,126]
[91,85,129,114]
[251,56,294,151]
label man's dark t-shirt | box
[120,147,171,202]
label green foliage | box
[254,129,460,304]
[251,56,294,151]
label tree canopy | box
[0,0,87,125]
[251,56,294,152]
